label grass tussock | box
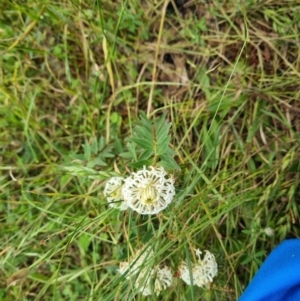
[1,0,300,300]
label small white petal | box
[154,266,173,293]
[179,262,193,285]
[118,247,154,279]
[138,265,173,296]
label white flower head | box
[118,247,154,279]
[179,249,217,288]
[138,265,173,296]
[118,247,173,296]
[104,177,128,210]
[153,266,173,295]
[122,166,175,215]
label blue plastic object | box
[238,239,300,301]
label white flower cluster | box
[179,249,218,288]
[103,166,175,214]
[105,168,218,296]
[118,246,218,296]
[118,247,173,296]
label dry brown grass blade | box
[3,6,46,54]
[7,268,30,288]
[147,0,170,117]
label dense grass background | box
[1,0,300,300]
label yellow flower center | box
[140,183,158,205]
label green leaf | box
[139,111,153,132]
[158,154,180,170]
[78,233,91,252]
[131,137,154,150]
[128,160,153,169]
[165,146,177,156]
[83,141,92,160]
[157,136,171,155]
[127,114,178,169]
[139,149,154,160]
[63,165,119,179]
[63,165,98,176]
[114,136,123,153]
[155,114,172,155]
[134,124,152,138]
[87,157,107,168]
[126,142,137,161]
[130,113,155,152]
[91,138,98,154]
[69,137,115,167]
[119,151,132,159]
[156,114,171,143]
